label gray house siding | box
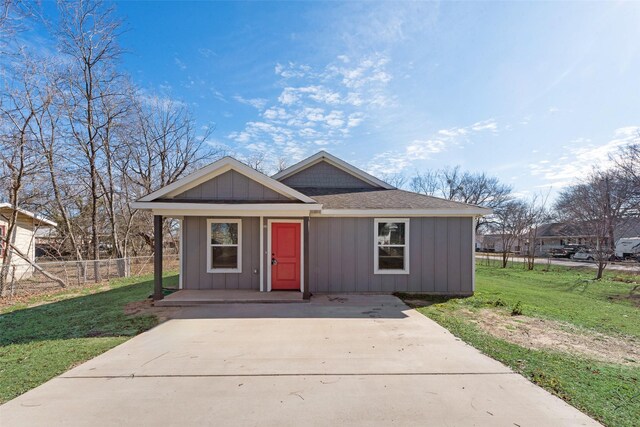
[182,216,261,290]
[175,170,290,201]
[181,215,473,294]
[308,217,473,294]
[280,161,377,189]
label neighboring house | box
[0,204,57,281]
[477,233,525,253]
[534,222,596,254]
[478,220,640,256]
[132,151,491,300]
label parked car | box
[549,244,585,258]
[571,249,595,261]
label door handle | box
[271,258,278,265]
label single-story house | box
[476,233,524,254]
[533,222,597,254]
[131,151,491,301]
[0,204,57,281]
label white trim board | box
[179,218,184,289]
[259,216,265,292]
[138,157,316,203]
[266,219,304,293]
[272,151,394,190]
[315,208,492,216]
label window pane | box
[211,223,238,245]
[378,247,405,270]
[211,246,238,269]
[377,222,405,245]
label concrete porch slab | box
[155,289,306,306]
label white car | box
[571,249,595,261]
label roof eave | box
[0,203,57,227]
[137,156,317,204]
[316,208,493,216]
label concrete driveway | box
[1,295,598,426]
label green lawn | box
[0,273,177,403]
[399,263,640,427]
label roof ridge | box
[394,189,489,210]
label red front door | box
[271,222,301,290]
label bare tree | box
[0,0,37,54]
[378,172,407,189]
[0,52,50,295]
[411,166,512,231]
[555,170,635,279]
[611,140,640,212]
[275,156,288,173]
[493,200,530,268]
[125,95,220,253]
[244,152,268,174]
[55,0,125,281]
[410,170,440,195]
[522,193,551,270]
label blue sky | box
[45,1,640,196]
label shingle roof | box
[296,187,489,211]
[536,222,588,237]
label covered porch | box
[150,212,314,304]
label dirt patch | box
[124,299,179,323]
[609,284,640,307]
[460,308,640,365]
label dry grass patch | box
[460,308,640,365]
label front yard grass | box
[0,273,177,403]
[399,263,640,427]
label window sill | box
[207,269,242,274]
[374,270,410,275]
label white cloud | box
[470,119,498,132]
[210,88,226,102]
[174,57,187,71]
[528,126,640,188]
[233,95,268,110]
[198,48,216,58]
[228,53,396,164]
[366,117,500,174]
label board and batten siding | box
[308,217,474,294]
[182,216,261,290]
[181,215,474,294]
[0,215,36,281]
[174,170,290,201]
[281,161,377,189]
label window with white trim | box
[374,219,409,274]
[207,219,242,273]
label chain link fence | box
[3,254,180,298]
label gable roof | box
[301,188,492,215]
[0,203,57,227]
[137,156,317,203]
[535,222,594,237]
[272,151,395,190]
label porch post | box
[153,215,164,301]
[303,217,310,300]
